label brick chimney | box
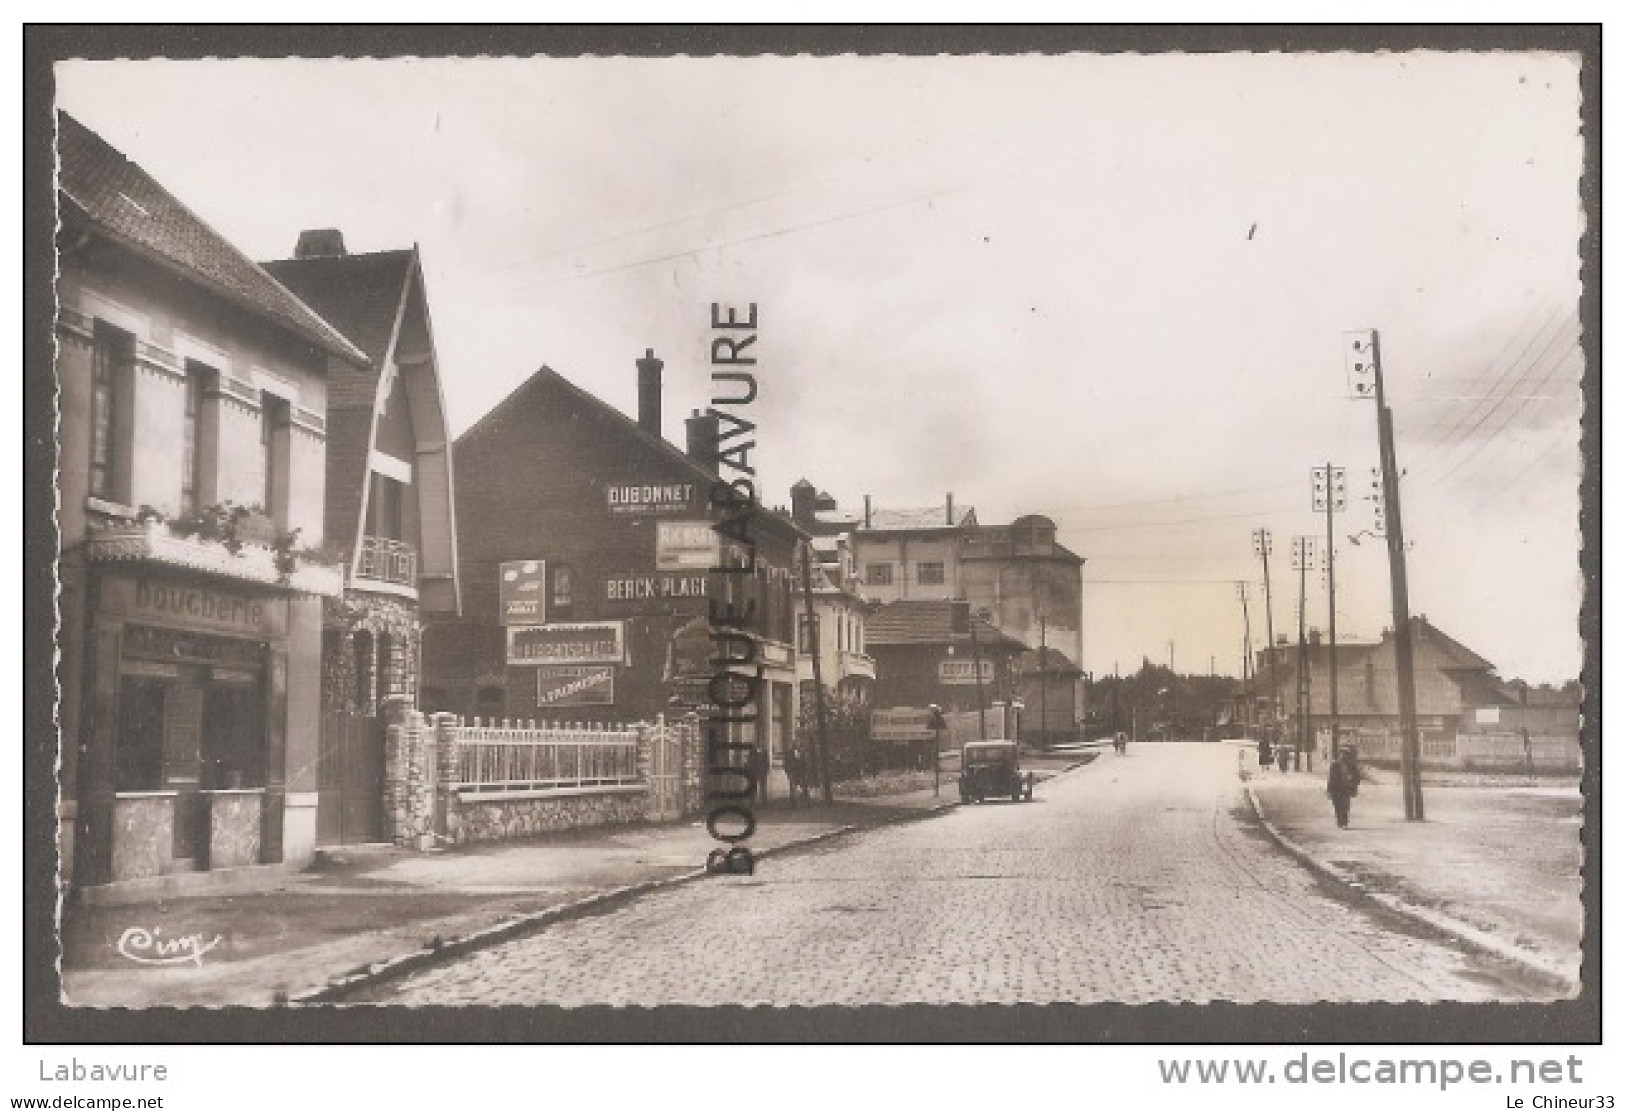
[636,348,663,436]
[685,409,720,475]
[864,495,872,529]
[294,229,347,258]
[946,492,955,525]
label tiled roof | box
[862,506,977,531]
[261,249,414,366]
[56,112,366,365]
[866,600,1023,650]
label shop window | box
[865,562,893,587]
[917,561,946,586]
[115,675,167,791]
[201,670,266,789]
[90,322,134,503]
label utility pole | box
[1347,330,1425,820]
[968,605,988,741]
[1038,614,1048,749]
[1237,581,1253,729]
[1313,465,1347,760]
[1291,536,1317,771]
[799,541,833,803]
[1252,529,1280,753]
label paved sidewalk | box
[1242,753,1583,992]
[58,780,979,1009]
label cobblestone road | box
[363,743,1535,1006]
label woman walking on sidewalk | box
[1326,747,1361,828]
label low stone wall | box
[1318,730,1581,773]
[445,787,649,845]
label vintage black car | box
[958,740,1034,803]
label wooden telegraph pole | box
[1038,614,1048,748]
[1313,465,1346,759]
[1346,330,1424,820]
[799,541,833,803]
[1253,529,1281,750]
[1292,536,1316,771]
[1236,581,1253,728]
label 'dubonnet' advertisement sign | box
[605,482,698,516]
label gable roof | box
[459,365,807,544]
[261,249,415,366]
[56,112,366,365]
[866,600,1024,650]
[1406,617,1496,672]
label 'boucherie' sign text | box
[508,621,625,666]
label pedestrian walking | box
[1326,746,1361,828]
[749,744,770,804]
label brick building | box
[55,114,366,890]
[422,355,807,770]
[263,232,462,846]
[849,499,1087,729]
[865,600,1026,723]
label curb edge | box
[1241,782,1577,996]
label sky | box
[54,50,1588,684]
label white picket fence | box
[450,719,643,796]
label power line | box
[1422,333,1580,489]
[1468,432,1578,512]
[504,171,1020,293]
[1409,309,1572,473]
[1062,503,1298,533]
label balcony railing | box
[356,535,417,587]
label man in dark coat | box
[1326,747,1361,828]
